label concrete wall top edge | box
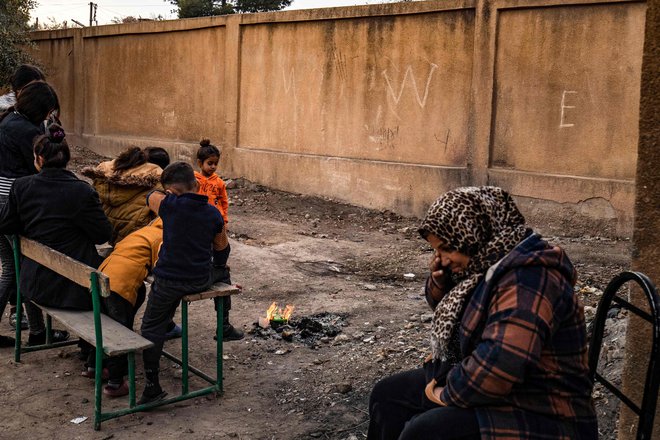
[237,0,476,24]
[30,0,640,41]
[493,0,643,10]
[31,30,75,40]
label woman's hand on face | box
[429,252,448,291]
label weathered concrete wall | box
[619,0,660,435]
[29,0,646,236]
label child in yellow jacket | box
[85,217,163,397]
[195,139,229,224]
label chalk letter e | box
[559,90,577,128]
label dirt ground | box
[0,146,631,439]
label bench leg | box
[13,237,22,363]
[14,291,22,363]
[216,299,223,394]
[182,301,189,395]
[45,315,52,345]
[94,341,104,430]
[128,352,136,408]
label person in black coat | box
[0,124,112,345]
[0,81,60,347]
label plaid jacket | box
[439,233,597,439]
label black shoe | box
[214,324,244,341]
[0,335,15,348]
[27,329,70,346]
[137,383,167,405]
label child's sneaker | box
[214,324,244,341]
[164,323,182,340]
[27,329,69,346]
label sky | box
[30,0,396,26]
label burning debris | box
[250,303,347,346]
[259,302,295,329]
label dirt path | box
[0,147,631,439]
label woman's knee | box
[399,407,481,440]
[369,376,391,411]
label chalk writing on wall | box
[382,63,439,109]
[559,90,577,128]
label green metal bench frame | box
[12,236,239,430]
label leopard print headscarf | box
[419,187,528,361]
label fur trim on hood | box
[0,92,16,113]
[82,160,162,188]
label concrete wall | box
[620,0,660,435]
[29,0,646,236]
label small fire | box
[265,302,294,322]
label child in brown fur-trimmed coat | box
[82,146,170,245]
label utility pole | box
[89,2,97,26]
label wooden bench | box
[12,236,240,430]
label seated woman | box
[0,124,112,345]
[368,187,597,440]
[82,146,169,245]
[0,81,62,346]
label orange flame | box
[266,302,294,321]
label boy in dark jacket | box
[139,162,231,405]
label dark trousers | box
[212,265,232,326]
[367,368,480,440]
[0,195,15,322]
[141,276,211,372]
[86,285,146,382]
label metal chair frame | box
[588,271,660,440]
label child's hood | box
[82,160,162,188]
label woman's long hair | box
[0,81,59,125]
[113,146,147,173]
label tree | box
[110,14,166,24]
[0,0,37,87]
[39,16,69,30]
[167,0,292,18]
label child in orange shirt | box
[195,139,243,341]
[195,139,229,225]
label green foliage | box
[0,0,37,88]
[167,0,292,18]
[233,0,292,13]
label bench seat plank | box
[38,305,153,356]
[182,283,241,302]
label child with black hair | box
[195,139,229,224]
[194,139,242,341]
[144,147,170,170]
[0,64,46,113]
[139,161,232,404]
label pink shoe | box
[103,381,129,397]
[81,367,109,380]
